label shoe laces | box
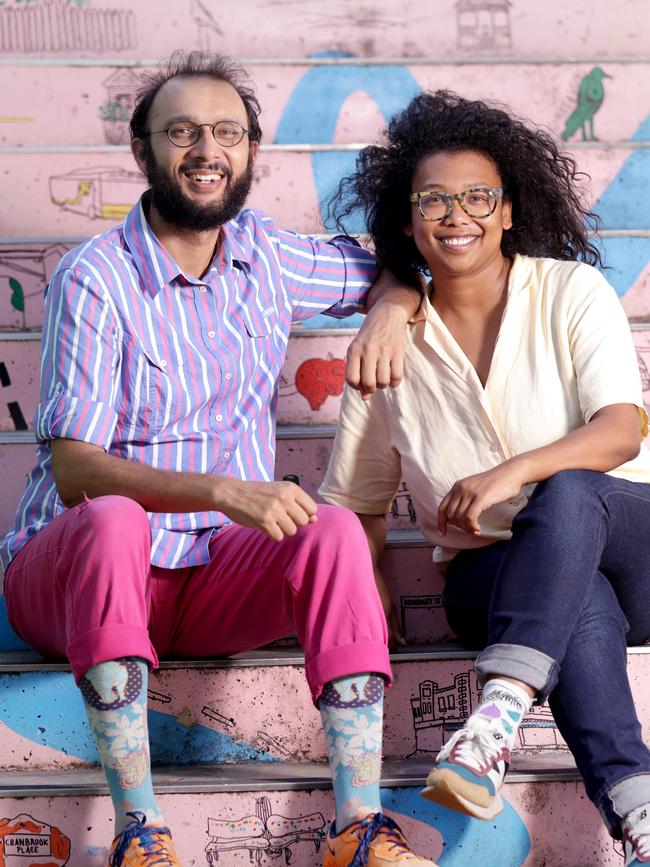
[109,812,175,866]
[350,813,410,867]
[437,714,506,769]
[624,806,650,860]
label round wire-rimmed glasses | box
[409,186,503,221]
[143,120,249,148]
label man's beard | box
[142,144,254,231]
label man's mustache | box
[180,161,232,177]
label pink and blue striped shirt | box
[1,197,376,573]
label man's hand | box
[346,300,409,400]
[219,478,318,541]
[438,462,527,537]
[346,269,422,400]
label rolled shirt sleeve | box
[35,265,120,449]
[319,383,403,514]
[566,264,648,437]
[275,229,377,321]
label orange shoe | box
[323,813,438,866]
[108,811,181,866]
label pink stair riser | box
[1,62,648,149]
[0,150,646,238]
[2,652,650,772]
[0,332,358,427]
[0,782,630,867]
[0,437,429,537]
[0,0,644,60]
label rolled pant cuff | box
[600,773,650,836]
[306,641,392,706]
[475,642,558,701]
[67,624,158,684]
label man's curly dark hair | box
[331,90,602,285]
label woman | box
[320,90,650,865]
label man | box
[0,52,436,867]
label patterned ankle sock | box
[79,657,164,834]
[474,678,533,751]
[319,673,384,831]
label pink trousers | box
[4,496,391,703]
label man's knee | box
[67,495,151,554]
[302,504,367,547]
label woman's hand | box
[438,461,528,537]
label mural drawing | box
[205,797,326,865]
[456,0,512,51]
[410,673,568,755]
[0,0,136,53]
[49,166,144,220]
[562,66,611,142]
[0,814,71,866]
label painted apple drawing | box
[295,357,346,410]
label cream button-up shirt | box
[319,254,650,563]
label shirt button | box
[208,330,215,338]
[200,286,207,293]
[490,442,500,453]
[159,360,167,368]
[216,414,223,422]
[225,372,232,380]
[224,451,231,459]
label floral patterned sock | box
[319,673,384,830]
[79,657,164,834]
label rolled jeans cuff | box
[600,773,650,837]
[475,642,559,702]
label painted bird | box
[562,66,611,142]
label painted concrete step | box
[2,646,650,774]
[4,326,650,434]
[0,331,359,429]
[0,0,644,60]
[2,61,648,149]
[0,759,622,867]
[0,525,443,653]
[2,149,649,244]
[3,236,650,333]
[0,429,429,535]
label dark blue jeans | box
[443,469,650,835]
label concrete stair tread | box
[0,755,581,798]
[3,641,650,672]
[0,643,478,672]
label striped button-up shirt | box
[1,197,376,574]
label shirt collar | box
[124,194,252,297]
[409,253,530,326]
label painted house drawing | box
[100,68,140,145]
[411,673,568,754]
[456,0,512,51]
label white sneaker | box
[623,804,650,865]
[420,714,509,820]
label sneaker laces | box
[109,811,175,866]
[437,714,507,770]
[350,813,411,867]
[625,806,650,860]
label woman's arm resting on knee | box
[357,512,406,649]
[438,403,643,537]
[50,438,318,542]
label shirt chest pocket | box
[122,337,170,437]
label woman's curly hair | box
[330,90,602,284]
